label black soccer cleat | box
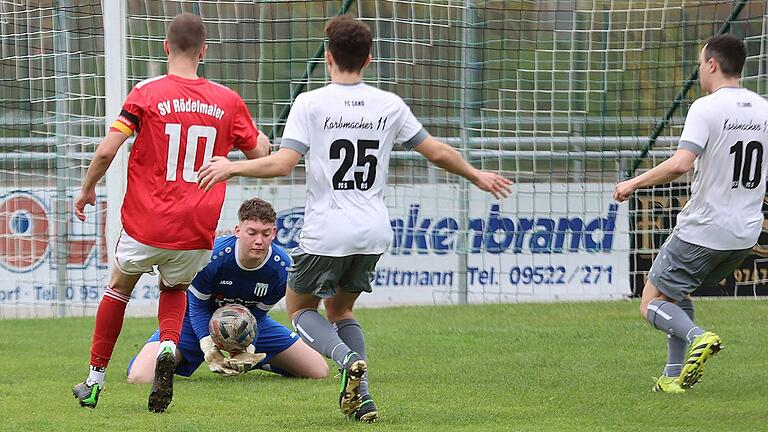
[148,346,175,413]
[350,394,379,423]
[338,352,367,416]
[73,381,101,408]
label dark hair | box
[238,198,276,224]
[325,14,372,73]
[703,34,746,78]
[167,13,206,54]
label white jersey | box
[281,82,428,256]
[675,87,768,250]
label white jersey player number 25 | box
[330,138,379,191]
[164,123,218,183]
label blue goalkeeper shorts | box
[130,314,300,377]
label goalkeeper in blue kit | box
[127,198,328,381]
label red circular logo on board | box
[0,192,50,272]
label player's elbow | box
[275,161,294,177]
[93,145,117,163]
[669,160,692,175]
[426,145,456,168]
[667,151,696,175]
[126,367,154,384]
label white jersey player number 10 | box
[729,140,762,189]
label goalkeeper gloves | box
[199,335,239,376]
[223,344,267,373]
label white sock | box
[157,340,177,358]
[86,366,106,387]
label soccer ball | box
[209,304,257,353]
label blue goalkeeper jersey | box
[187,235,292,340]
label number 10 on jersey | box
[165,123,218,183]
[729,140,763,189]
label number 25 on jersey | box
[165,123,218,183]
[331,139,379,191]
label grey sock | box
[677,297,695,322]
[664,335,685,377]
[335,319,369,395]
[647,298,704,343]
[293,309,352,368]
[663,298,695,377]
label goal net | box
[1,1,767,317]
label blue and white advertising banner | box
[0,184,629,316]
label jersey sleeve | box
[678,99,708,155]
[110,86,145,136]
[280,94,310,155]
[395,98,429,150]
[187,261,216,341]
[231,97,259,152]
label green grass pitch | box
[1,300,766,431]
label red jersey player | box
[72,13,269,413]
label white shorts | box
[114,230,212,287]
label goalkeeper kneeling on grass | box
[128,198,329,381]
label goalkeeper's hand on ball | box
[223,345,267,373]
[200,335,240,376]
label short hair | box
[703,34,746,78]
[167,13,206,54]
[238,198,276,224]
[325,14,372,73]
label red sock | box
[158,289,187,344]
[90,287,130,368]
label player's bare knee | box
[126,354,156,384]
[126,374,152,385]
[305,360,330,379]
[126,368,154,384]
[639,301,648,318]
[304,346,330,378]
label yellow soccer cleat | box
[652,376,685,394]
[679,331,722,389]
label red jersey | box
[110,74,258,250]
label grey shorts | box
[287,248,382,298]
[648,233,752,301]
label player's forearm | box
[81,132,127,191]
[188,297,213,339]
[81,147,117,190]
[429,146,479,182]
[631,159,687,188]
[230,149,296,179]
[230,158,287,179]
